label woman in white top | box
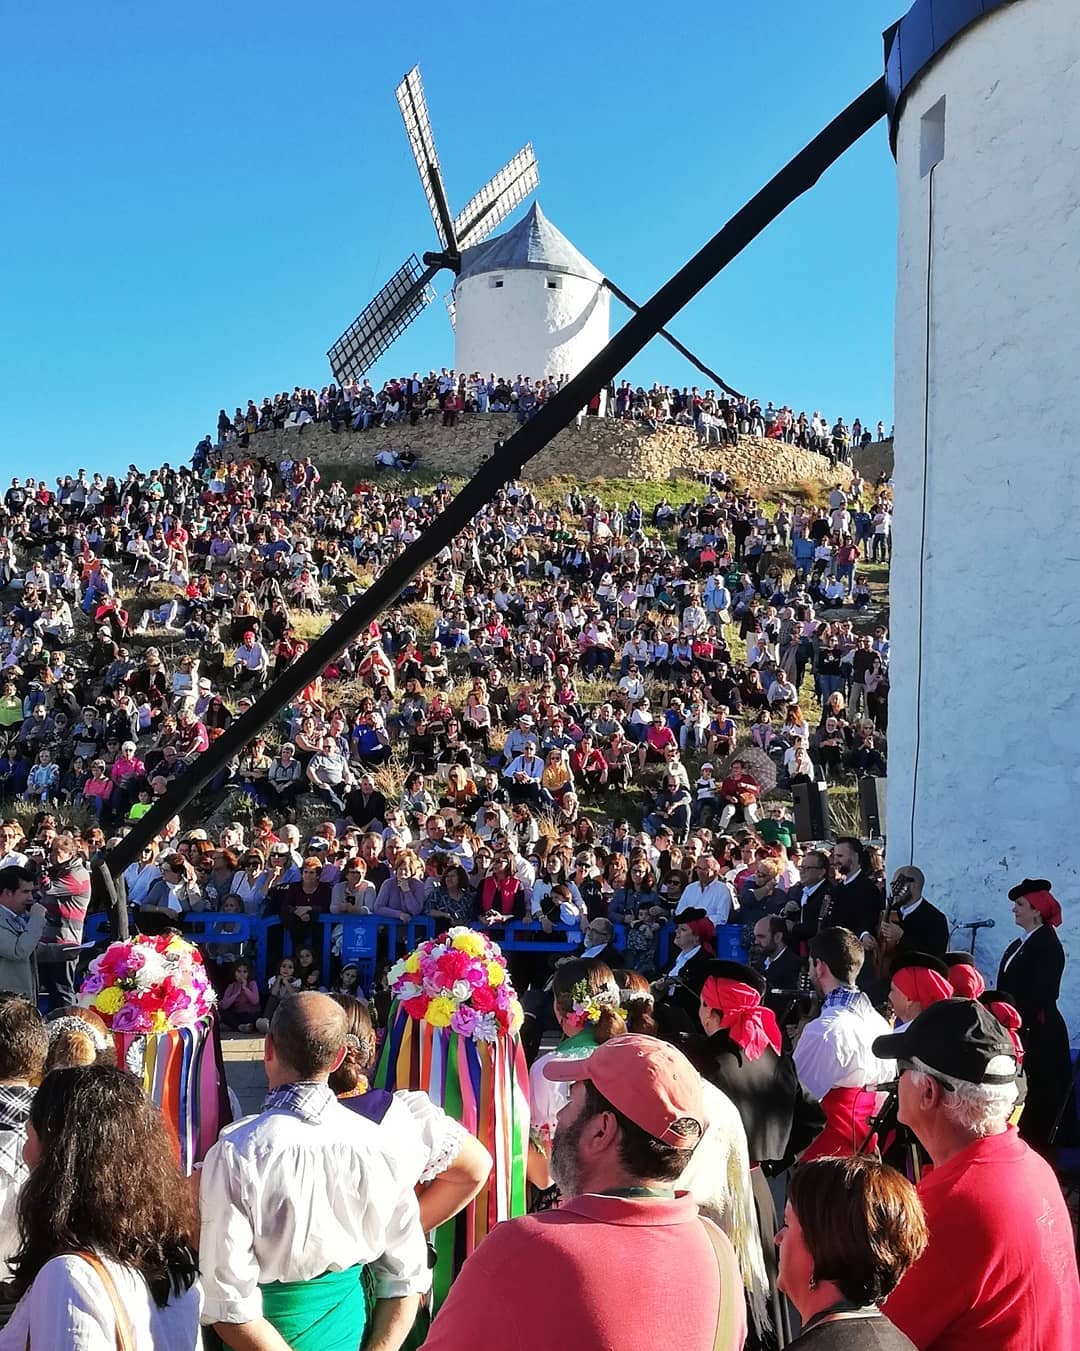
[0,1064,201,1350]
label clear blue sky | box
[3,0,902,481]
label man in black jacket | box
[826,837,883,943]
[752,916,803,995]
[783,848,831,952]
[878,865,949,958]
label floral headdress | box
[387,927,524,1043]
[562,977,623,1034]
[78,933,217,1034]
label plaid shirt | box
[263,1080,335,1124]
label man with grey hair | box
[874,998,1080,1348]
[199,992,430,1351]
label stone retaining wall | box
[242,414,836,487]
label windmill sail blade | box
[396,66,457,251]
[454,144,539,250]
[327,255,436,384]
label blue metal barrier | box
[74,911,751,1002]
[181,913,280,987]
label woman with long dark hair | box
[0,1064,200,1348]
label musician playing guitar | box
[877,866,949,969]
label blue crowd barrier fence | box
[76,911,748,999]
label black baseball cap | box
[873,998,1017,1085]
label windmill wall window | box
[546,276,562,290]
[489,276,504,289]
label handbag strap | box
[71,1251,137,1351]
[699,1217,745,1351]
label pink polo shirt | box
[424,1192,743,1351]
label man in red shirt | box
[717,758,762,832]
[424,1035,746,1351]
[874,999,1080,1349]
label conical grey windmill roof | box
[457,202,602,284]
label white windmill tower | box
[328,66,735,397]
[450,201,610,383]
[885,0,1080,1000]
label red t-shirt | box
[884,1126,1080,1349]
[424,1193,743,1351]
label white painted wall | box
[453,269,610,383]
[889,0,1080,1034]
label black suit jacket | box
[784,882,828,946]
[997,923,1065,1025]
[823,873,883,937]
[656,947,714,1033]
[762,945,802,993]
[896,899,949,958]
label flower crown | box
[564,978,623,1032]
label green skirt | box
[204,1264,369,1351]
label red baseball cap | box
[543,1034,705,1145]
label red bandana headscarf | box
[701,976,781,1061]
[986,1000,1025,1065]
[891,966,953,1010]
[948,962,986,1001]
[684,917,717,956]
[1025,890,1063,928]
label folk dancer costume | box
[199,1080,430,1351]
[689,964,824,1348]
[655,907,716,1036]
[529,978,622,1210]
[793,984,894,1160]
[997,878,1076,1151]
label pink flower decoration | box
[111,1002,151,1033]
[450,1006,478,1037]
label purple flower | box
[111,1003,151,1033]
[79,973,106,996]
[450,1005,479,1038]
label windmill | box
[327,67,539,385]
[328,66,738,396]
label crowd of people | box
[0,907,1073,1349]
[204,369,889,468]
[0,422,1075,1349]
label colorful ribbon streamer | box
[375,1000,529,1308]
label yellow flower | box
[586,1006,601,1022]
[93,988,125,1016]
[509,999,524,1034]
[404,954,421,974]
[486,961,506,987]
[452,932,486,958]
[425,996,457,1028]
[149,1011,170,1034]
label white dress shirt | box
[0,1254,202,1350]
[793,995,895,1101]
[667,942,702,986]
[679,878,735,926]
[198,1091,431,1326]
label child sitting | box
[624,903,664,977]
[255,956,301,1033]
[219,960,261,1032]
